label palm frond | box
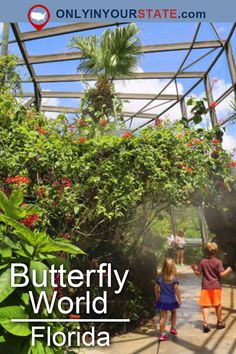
[69,35,101,75]
[68,23,142,79]
[220,99,236,127]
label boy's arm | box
[154,284,159,303]
[174,283,181,304]
[191,263,202,276]
[219,266,232,278]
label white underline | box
[11,319,130,323]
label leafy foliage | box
[69,23,141,79]
[69,24,141,133]
[0,190,84,353]
[1,54,236,346]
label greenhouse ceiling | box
[1,22,236,131]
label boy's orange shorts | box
[198,289,222,307]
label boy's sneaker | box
[216,321,225,329]
[170,327,178,335]
[159,333,169,341]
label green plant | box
[1,62,236,338]
[69,24,141,129]
[0,190,84,354]
[0,55,21,92]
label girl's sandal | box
[217,321,225,329]
[203,323,211,333]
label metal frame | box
[17,41,224,65]
[1,22,235,128]
[10,23,42,111]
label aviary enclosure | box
[0,21,236,353]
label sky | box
[1,21,236,153]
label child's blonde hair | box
[161,257,177,282]
[205,242,218,256]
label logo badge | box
[28,4,50,31]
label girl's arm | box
[174,283,181,304]
[154,284,160,303]
[219,266,232,278]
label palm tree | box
[69,24,141,125]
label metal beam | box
[180,98,188,118]
[19,23,125,42]
[132,24,236,131]
[24,97,35,107]
[21,72,205,83]
[11,23,42,111]
[41,105,157,118]
[17,41,224,65]
[16,91,181,101]
[225,42,236,98]
[204,74,218,127]
[122,111,157,119]
[41,106,79,114]
[1,23,10,56]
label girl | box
[192,242,232,333]
[154,258,181,341]
[175,230,186,266]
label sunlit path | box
[77,267,236,354]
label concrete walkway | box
[75,266,236,354]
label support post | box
[11,23,42,112]
[204,74,218,127]
[1,23,10,56]
[34,83,42,112]
[196,206,208,245]
[170,205,177,236]
[180,98,188,118]
[225,42,236,99]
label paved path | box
[74,266,236,354]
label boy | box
[191,242,232,332]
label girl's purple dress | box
[156,276,179,311]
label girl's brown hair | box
[161,257,177,282]
[176,230,184,237]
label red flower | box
[37,128,47,135]
[122,131,133,138]
[1,187,11,195]
[52,181,59,186]
[209,102,218,109]
[227,161,236,168]
[61,177,72,188]
[69,314,81,319]
[79,136,87,143]
[68,125,77,131]
[177,163,186,169]
[185,166,193,173]
[6,176,30,185]
[187,143,193,147]
[37,187,46,197]
[193,138,202,144]
[211,151,219,159]
[77,118,86,126]
[154,117,162,127]
[61,233,71,240]
[99,118,108,126]
[176,134,184,139]
[212,139,221,144]
[20,214,39,228]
